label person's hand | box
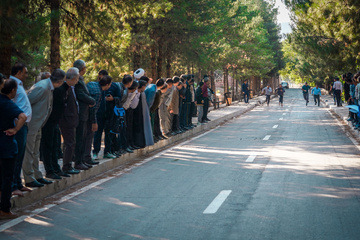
[170,110,174,114]
[4,128,17,136]
[106,94,114,101]
[89,104,95,107]
[92,123,98,132]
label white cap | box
[134,68,145,79]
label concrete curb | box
[11,95,271,210]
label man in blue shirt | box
[0,79,27,219]
[311,85,322,107]
[302,82,311,106]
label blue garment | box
[0,94,24,158]
[311,88,322,96]
[145,84,157,108]
[87,81,103,124]
[10,76,32,122]
[350,84,356,98]
[242,83,249,93]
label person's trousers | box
[266,95,271,105]
[23,129,43,183]
[0,157,15,212]
[59,125,76,170]
[12,125,27,191]
[335,90,341,106]
[279,95,284,104]
[244,92,249,103]
[171,114,179,131]
[154,109,162,137]
[118,117,127,150]
[303,92,309,102]
[93,115,111,155]
[314,95,320,106]
[159,104,171,134]
[188,102,195,125]
[197,105,204,122]
[84,119,95,162]
[41,121,61,175]
[180,102,187,128]
[202,98,209,121]
[75,120,87,165]
[126,109,135,147]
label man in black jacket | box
[74,60,96,170]
[42,68,80,178]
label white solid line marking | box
[203,190,232,214]
[246,155,257,162]
[279,118,283,120]
[263,135,271,140]
[0,127,221,232]
[283,113,286,115]
[273,125,278,129]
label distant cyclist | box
[302,82,311,106]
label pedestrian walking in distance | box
[275,84,285,107]
[333,77,343,107]
[302,82,311,106]
[262,84,272,106]
[311,85,321,107]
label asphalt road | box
[2,89,360,240]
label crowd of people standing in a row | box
[0,61,214,219]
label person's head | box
[140,76,150,85]
[316,84,319,88]
[1,79,18,99]
[65,67,80,86]
[176,81,183,90]
[138,80,147,92]
[335,77,340,81]
[11,63,28,81]
[203,75,209,82]
[73,59,86,76]
[97,70,108,81]
[244,80,248,84]
[128,80,139,93]
[305,82,308,85]
[199,81,204,87]
[180,74,187,82]
[155,79,165,89]
[50,69,66,88]
[0,73,6,91]
[189,79,194,85]
[172,76,180,86]
[166,78,173,87]
[99,75,112,91]
[279,84,282,88]
[36,71,51,83]
[122,74,133,88]
[160,83,168,93]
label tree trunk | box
[232,68,235,100]
[50,0,61,72]
[165,50,171,78]
[150,43,157,80]
[0,20,12,77]
[210,70,216,101]
[157,40,163,79]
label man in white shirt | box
[262,84,273,106]
[333,77,343,107]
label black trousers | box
[172,114,179,131]
[41,121,61,175]
[0,157,15,212]
[126,109,135,147]
[335,90,341,106]
[266,95,271,104]
[154,109,162,137]
[202,98,209,121]
[314,95,320,106]
[59,125,76,170]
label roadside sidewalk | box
[11,95,271,210]
[321,94,360,139]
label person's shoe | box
[161,135,168,139]
[128,146,135,150]
[119,149,127,155]
[113,151,122,157]
[20,186,32,192]
[45,173,62,180]
[347,117,354,121]
[0,211,18,219]
[25,180,44,188]
[12,189,24,197]
[103,152,116,159]
[205,118,211,121]
[154,138,159,143]
[74,163,89,171]
[315,102,317,105]
[86,159,99,165]
[131,145,140,149]
[83,162,93,168]
[56,171,71,177]
[37,178,53,184]
[92,153,99,160]
[63,168,80,174]
[125,147,134,153]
